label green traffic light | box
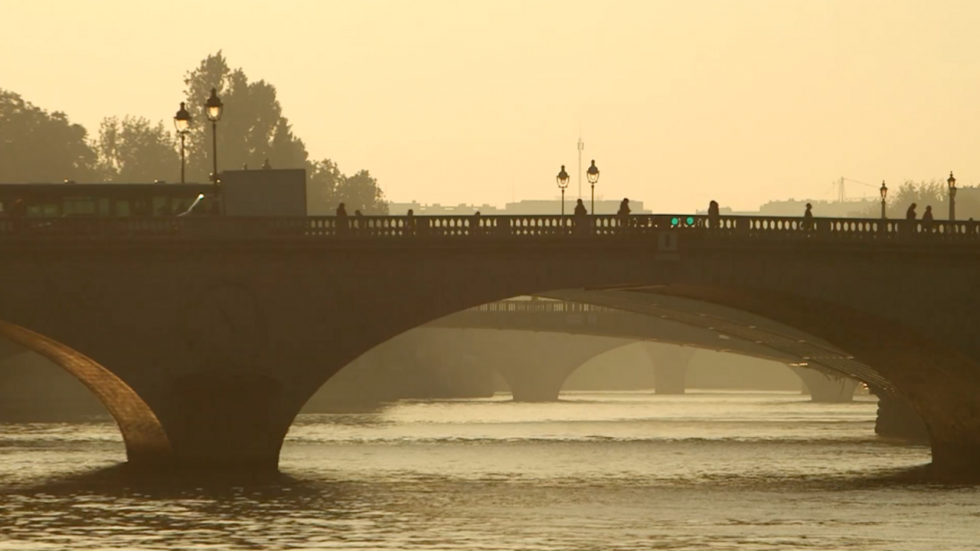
[686,217,695,226]
[671,217,679,226]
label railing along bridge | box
[0,214,978,243]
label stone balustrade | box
[470,301,608,313]
[0,214,978,242]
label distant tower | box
[577,137,585,200]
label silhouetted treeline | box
[0,51,387,214]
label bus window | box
[99,197,110,216]
[64,197,96,216]
[115,199,130,216]
[173,197,191,215]
[132,198,151,216]
[153,196,171,216]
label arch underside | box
[537,289,890,391]
[427,296,865,389]
[0,319,171,464]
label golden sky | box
[3,0,978,210]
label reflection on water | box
[0,391,975,550]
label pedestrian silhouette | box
[573,198,589,235]
[922,205,934,233]
[335,202,348,235]
[617,198,631,232]
[707,200,720,229]
[405,209,415,236]
[906,203,917,220]
[354,209,365,235]
[802,203,814,231]
[618,198,631,216]
[471,210,482,236]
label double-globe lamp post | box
[948,171,957,221]
[879,180,888,219]
[556,165,570,217]
[586,160,600,214]
[173,103,192,184]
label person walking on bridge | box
[904,203,918,238]
[404,209,416,236]
[573,199,589,235]
[707,200,720,229]
[802,203,814,232]
[922,205,934,234]
[336,202,348,235]
[617,198,631,233]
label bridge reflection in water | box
[0,213,974,473]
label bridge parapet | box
[1,214,978,243]
[468,301,610,314]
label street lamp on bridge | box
[205,88,224,200]
[556,165,570,216]
[173,102,192,184]
[948,171,957,221]
[586,159,600,214]
[879,180,888,220]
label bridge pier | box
[643,344,694,394]
[790,365,857,403]
[451,330,631,402]
[156,372,291,469]
[872,388,928,442]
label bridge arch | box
[0,319,171,465]
[292,272,972,472]
[5,225,980,471]
[561,285,980,471]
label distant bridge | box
[426,298,861,401]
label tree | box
[182,51,308,182]
[0,89,99,182]
[307,158,343,214]
[336,170,388,214]
[97,116,180,182]
[887,180,946,219]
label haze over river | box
[0,391,976,550]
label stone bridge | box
[425,298,860,401]
[0,213,978,473]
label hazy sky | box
[3,0,979,211]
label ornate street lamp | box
[205,88,224,191]
[879,180,888,220]
[586,159,600,215]
[173,102,192,184]
[948,171,957,221]
[557,165,570,216]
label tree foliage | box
[306,161,388,214]
[0,89,99,182]
[97,116,179,182]
[337,170,388,214]
[181,51,309,181]
[1,53,387,214]
[887,180,946,218]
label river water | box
[0,391,976,550]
